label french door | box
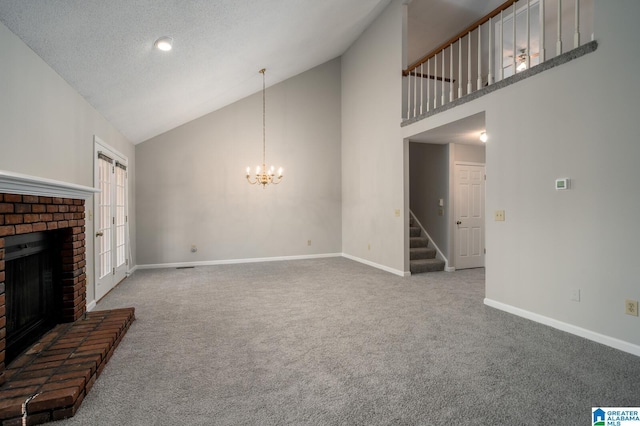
[94,138,128,301]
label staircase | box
[410,215,445,274]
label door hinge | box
[484,248,486,254]
[112,268,115,275]
[126,215,128,222]
[113,217,115,225]
[484,174,487,181]
[126,259,129,265]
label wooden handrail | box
[403,0,519,76]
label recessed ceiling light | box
[154,36,173,52]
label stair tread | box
[410,258,445,265]
[409,227,421,237]
[410,258,445,274]
[410,236,429,248]
[410,247,436,260]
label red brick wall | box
[0,193,87,386]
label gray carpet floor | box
[52,258,640,425]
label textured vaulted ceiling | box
[0,0,504,144]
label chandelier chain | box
[262,68,266,167]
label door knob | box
[456,221,462,225]
[96,231,104,237]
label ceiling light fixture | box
[480,131,488,143]
[246,69,283,188]
[154,36,173,52]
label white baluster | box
[458,38,463,98]
[407,71,411,119]
[477,25,482,90]
[513,3,517,73]
[427,58,430,112]
[449,43,454,101]
[526,0,530,69]
[420,63,423,115]
[467,32,472,94]
[441,50,445,105]
[574,0,580,48]
[540,0,545,62]
[488,17,493,85]
[434,54,438,109]
[557,0,562,55]
[413,68,418,117]
[499,10,504,81]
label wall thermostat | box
[555,178,570,190]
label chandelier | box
[246,68,283,188]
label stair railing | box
[403,0,591,121]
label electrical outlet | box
[394,209,401,217]
[307,240,311,246]
[625,299,638,316]
[570,288,580,302]
[494,210,505,221]
[438,208,444,216]
[368,243,371,251]
[191,245,197,253]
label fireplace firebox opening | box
[4,230,68,364]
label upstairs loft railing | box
[403,0,593,121]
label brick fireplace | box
[0,171,135,424]
[0,173,100,369]
[0,192,88,384]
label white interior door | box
[454,163,485,269]
[94,139,128,301]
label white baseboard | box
[341,253,409,277]
[484,298,640,357]
[136,253,342,270]
[127,265,138,275]
[445,267,455,272]
[86,300,96,312]
[137,252,409,277]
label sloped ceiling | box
[0,0,503,144]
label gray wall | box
[409,143,449,257]
[403,1,640,351]
[341,0,407,275]
[452,143,485,163]
[0,21,136,306]
[135,58,342,265]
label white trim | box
[0,170,99,199]
[136,253,342,270]
[86,300,97,312]
[93,137,130,299]
[341,253,409,277]
[127,265,139,276]
[484,298,640,357]
[94,135,127,163]
[409,210,450,270]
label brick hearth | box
[0,308,135,425]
